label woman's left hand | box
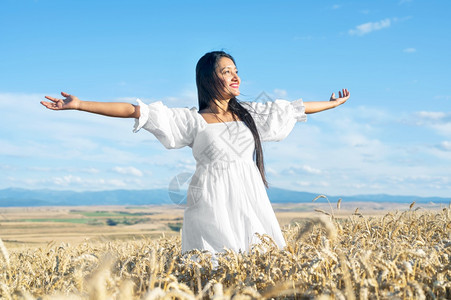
[330,88,350,106]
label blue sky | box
[0,0,450,198]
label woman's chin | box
[220,91,240,100]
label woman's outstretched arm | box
[41,91,140,118]
[303,88,350,114]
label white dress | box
[133,99,307,255]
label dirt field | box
[0,201,444,249]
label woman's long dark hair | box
[196,51,268,188]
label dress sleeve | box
[241,99,307,142]
[133,99,199,149]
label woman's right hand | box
[41,91,81,110]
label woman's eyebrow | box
[221,65,238,71]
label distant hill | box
[266,188,450,205]
[0,187,449,207]
[0,188,171,207]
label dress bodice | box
[192,122,255,166]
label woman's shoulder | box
[136,99,206,126]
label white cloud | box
[83,167,101,174]
[54,175,83,186]
[114,96,140,102]
[0,140,26,156]
[415,111,447,121]
[4,172,160,191]
[112,166,143,177]
[161,89,198,107]
[302,165,322,175]
[0,165,15,171]
[27,166,100,174]
[52,175,131,189]
[403,48,416,53]
[108,179,129,187]
[411,111,451,136]
[438,141,451,151]
[434,95,451,101]
[116,89,198,108]
[349,18,391,36]
[266,166,279,177]
[284,165,323,175]
[273,89,288,98]
[175,159,196,173]
[430,124,451,137]
[296,181,329,188]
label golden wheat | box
[0,206,450,299]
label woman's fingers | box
[42,92,79,110]
[42,94,64,109]
[40,100,58,109]
[328,88,350,106]
[44,95,60,102]
[338,88,350,99]
[45,92,70,103]
[344,89,350,97]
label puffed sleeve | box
[133,99,200,149]
[241,99,307,142]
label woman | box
[41,51,350,256]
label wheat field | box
[0,204,450,299]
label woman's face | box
[216,57,240,100]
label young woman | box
[41,51,350,256]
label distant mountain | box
[0,187,449,207]
[266,188,450,205]
[0,188,172,207]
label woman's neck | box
[209,98,231,114]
